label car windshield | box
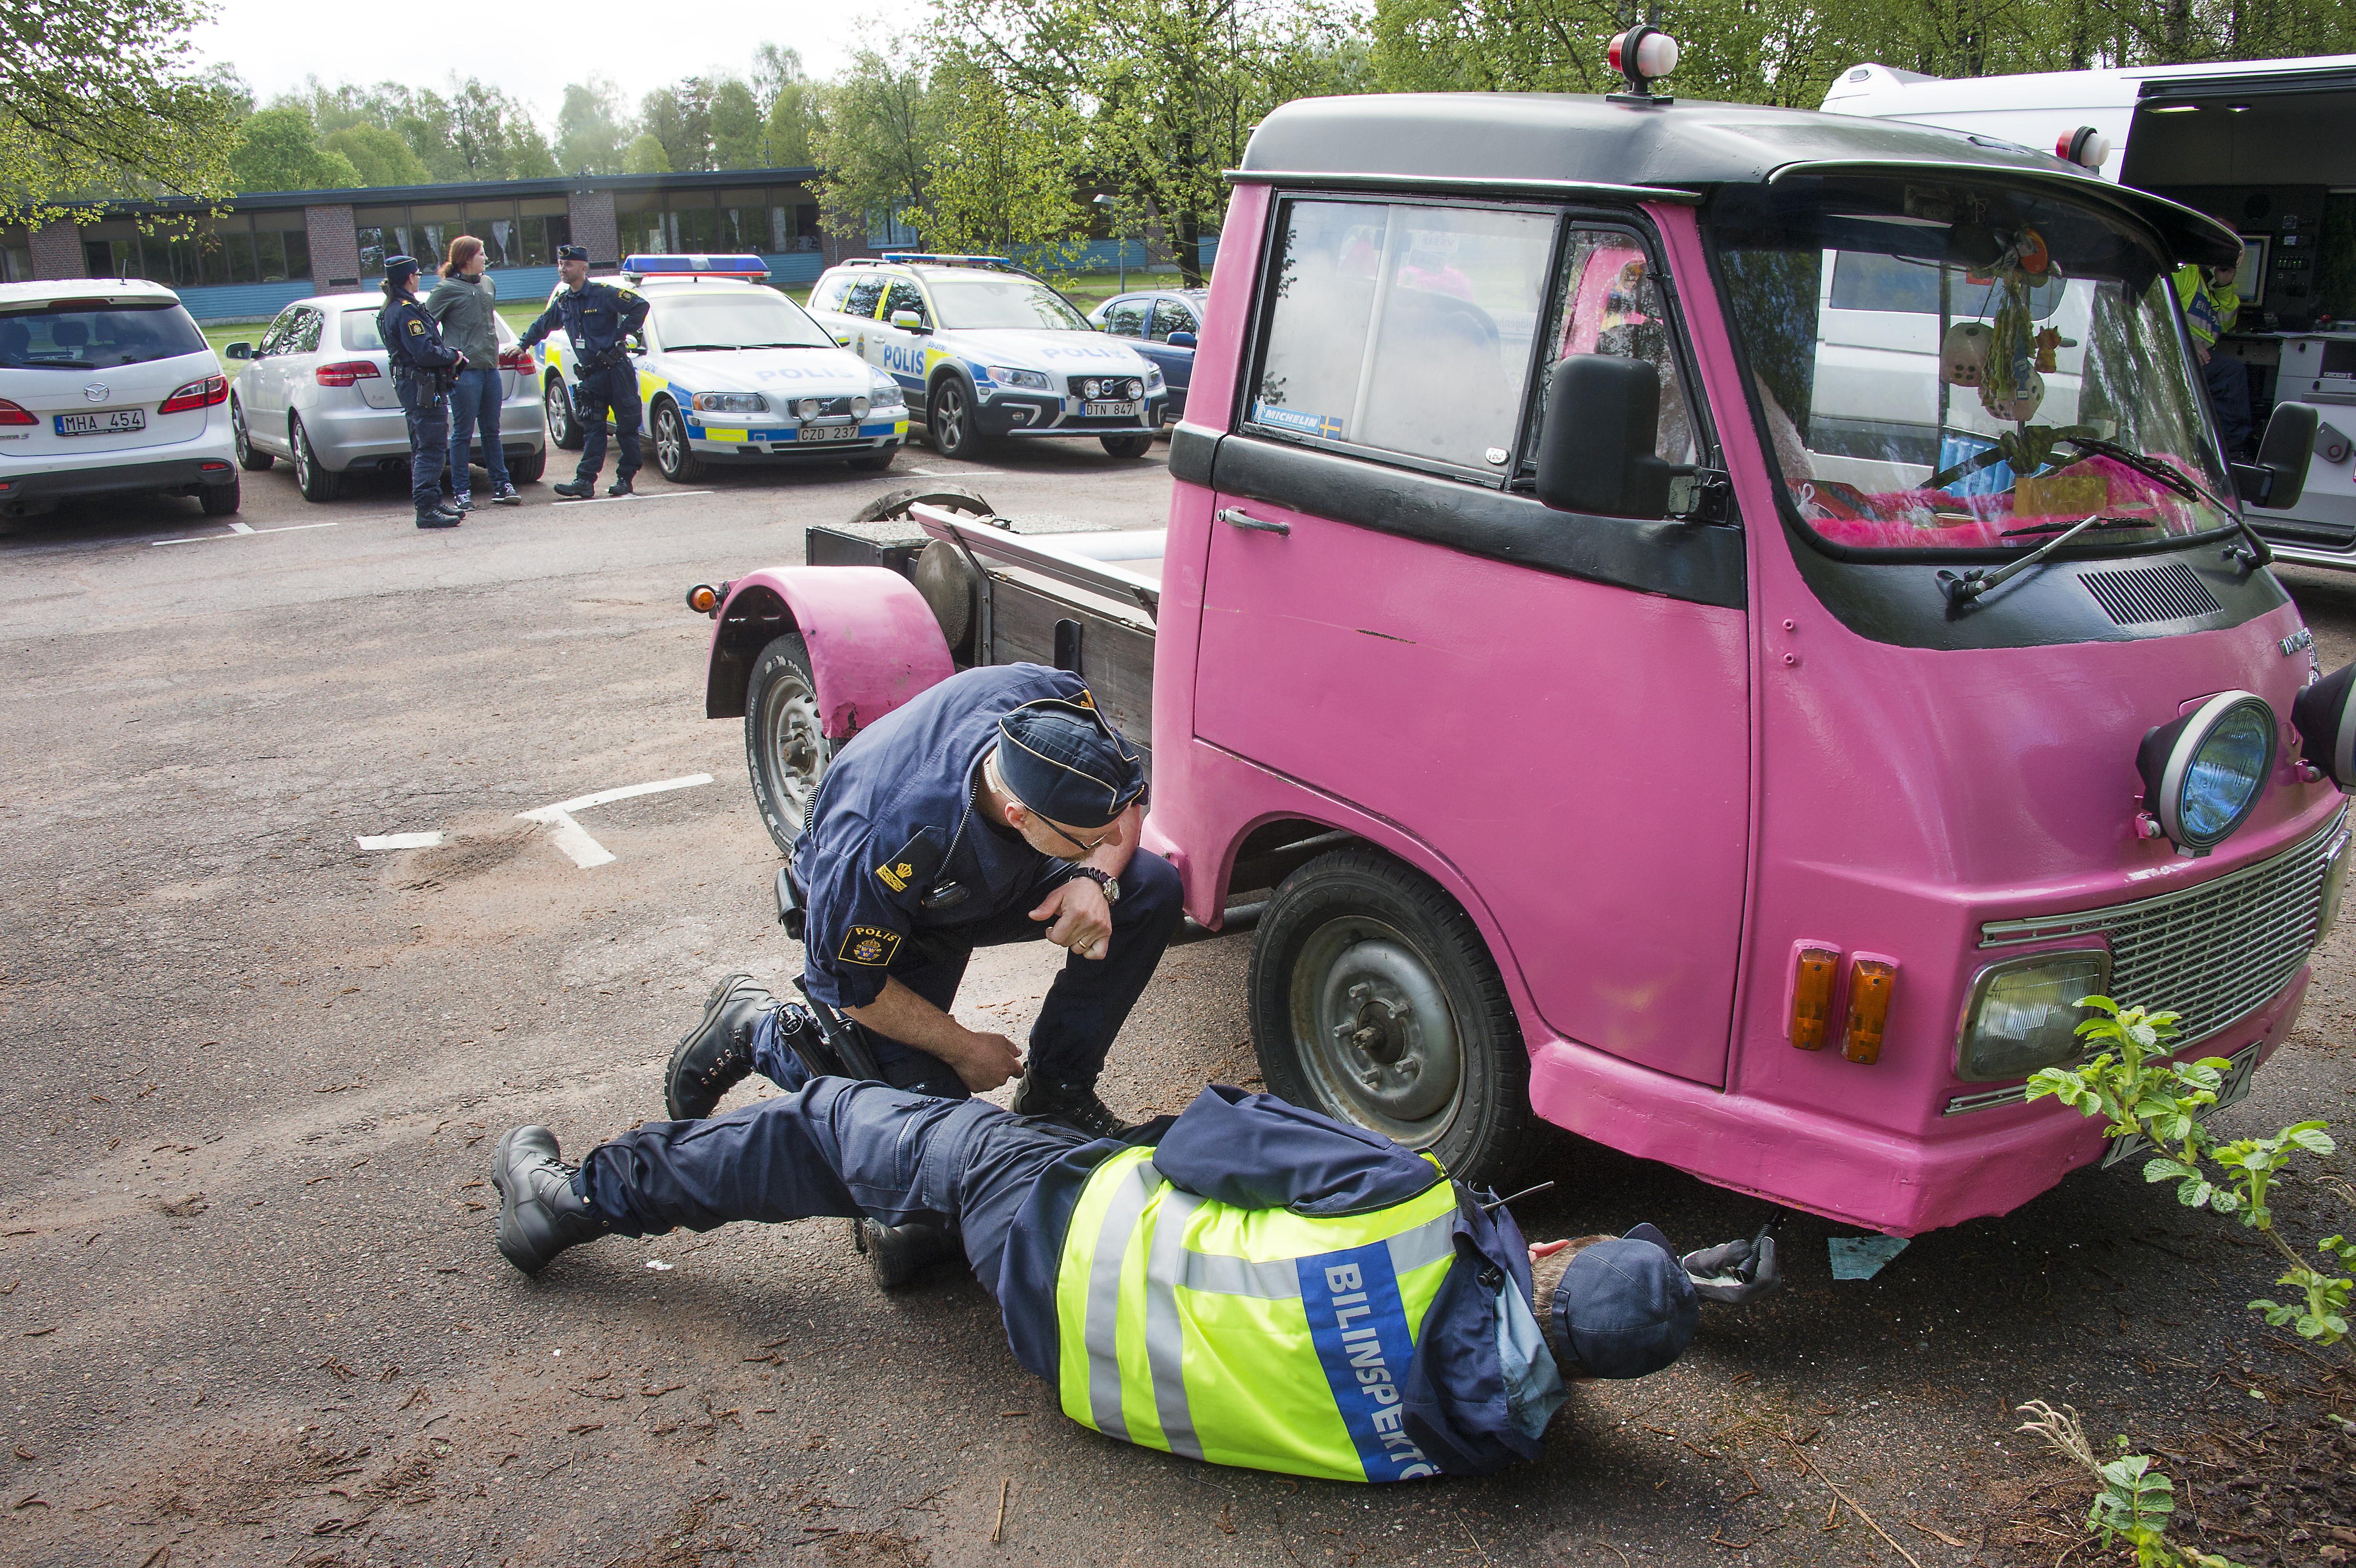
[926,275,1091,331]
[653,292,834,349]
[1712,177,2238,555]
[0,302,207,368]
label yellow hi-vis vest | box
[1054,1144,1462,1481]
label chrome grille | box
[2081,561,2219,625]
[1979,807,2347,1046]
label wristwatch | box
[1069,867,1121,904]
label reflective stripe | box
[1142,1185,1206,1460]
[1385,1211,1459,1281]
[1083,1158,1161,1442]
[1176,1209,1458,1303]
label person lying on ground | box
[489,975,1779,1483]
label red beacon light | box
[1606,24,1681,105]
[2055,125,2112,170]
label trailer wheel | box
[744,633,832,857]
[1250,847,1537,1187]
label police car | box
[806,255,1166,460]
[538,255,907,483]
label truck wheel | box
[653,399,705,483]
[744,632,832,858]
[545,375,582,451]
[1249,847,1538,1187]
[928,378,988,460]
[232,395,273,471]
[1100,433,1154,459]
[291,414,339,502]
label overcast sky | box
[189,0,884,127]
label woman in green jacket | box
[426,236,519,508]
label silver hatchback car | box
[224,294,546,501]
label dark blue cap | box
[384,255,421,286]
[1552,1223,1698,1380]
[557,244,589,261]
[995,694,1145,829]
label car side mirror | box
[1167,331,1196,349]
[1535,355,1675,518]
[2234,399,2318,510]
[223,341,253,360]
[891,310,929,335]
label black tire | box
[845,482,993,525]
[927,376,987,460]
[846,446,898,473]
[744,633,832,858]
[198,475,241,516]
[506,446,546,485]
[545,374,582,451]
[231,395,273,471]
[1100,433,1154,459]
[653,399,704,482]
[291,414,339,502]
[1249,847,1538,1187]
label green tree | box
[641,81,716,173]
[321,123,429,186]
[764,79,822,168]
[711,78,763,168]
[623,131,672,174]
[557,75,634,174]
[924,54,1086,257]
[2,0,246,227]
[229,107,361,193]
[811,42,942,242]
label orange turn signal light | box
[1789,947,1838,1050]
[686,583,719,615]
[1843,959,1896,1065]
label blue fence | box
[174,255,828,322]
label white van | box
[0,279,240,520]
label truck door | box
[1198,201,1751,1087]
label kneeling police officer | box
[517,245,649,499]
[378,256,466,529]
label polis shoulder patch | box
[407,319,425,334]
[839,925,903,967]
[871,825,944,895]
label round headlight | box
[1081,378,1102,399]
[851,396,870,418]
[797,397,821,420]
[2294,659,2356,788]
[2138,691,2277,855]
[1124,378,1143,400]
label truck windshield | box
[1711,177,2237,554]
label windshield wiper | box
[1940,513,2136,608]
[745,341,828,349]
[2000,516,2160,537]
[2058,435,2271,569]
[6,358,98,369]
[667,343,740,352]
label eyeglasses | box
[1033,816,1113,857]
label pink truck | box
[691,81,2356,1236]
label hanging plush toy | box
[1941,321,1994,387]
[1982,365,2045,423]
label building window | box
[1,228,29,282]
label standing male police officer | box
[378,256,466,529]
[665,664,1182,1141]
[516,244,650,499]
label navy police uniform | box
[794,663,1181,1100]
[518,250,650,486]
[377,257,464,520]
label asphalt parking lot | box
[2,441,2352,1568]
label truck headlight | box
[869,372,905,409]
[986,366,1052,391]
[690,392,767,413]
[2138,691,2276,857]
[1955,950,2111,1081]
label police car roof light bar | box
[620,253,772,283]
[878,253,1020,269]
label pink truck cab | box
[692,86,2356,1237]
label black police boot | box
[1010,1072,1136,1139]
[491,1126,606,1276]
[552,479,595,500]
[415,507,460,530]
[664,972,773,1120]
[851,1218,959,1290]
[606,475,635,498]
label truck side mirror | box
[891,309,930,335]
[2235,400,2318,510]
[1535,355,1674,518]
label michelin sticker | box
[1255,403,1344,441]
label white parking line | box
[517,773,715,869]
[152,521,341,547]
[355,831,445,850]
[901,468,1008,479]
[550,490,714,505]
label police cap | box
[383,255,421,287]
[556,244,589,261]
[995,696,1145,830]
[1552,1224,1698,1380]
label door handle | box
[1217,507,1289,536]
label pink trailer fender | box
[704,566,953,739]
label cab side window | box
[1150,299,1196,341]
[1527,229,1700,470]
[882,280,930,327]
[1248,198,1553,475]
[1102,299,1147,337]
[841,275,888,318]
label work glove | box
[1680,1231,1781,1305]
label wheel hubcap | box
[293,424,310,482]
[233,402,248,456]
[758,671,825,831]
[939,390,962,448]
[545,383,567,437]
[658,409,682,471]
[1292,918,1462,1141]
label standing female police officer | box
[378,256,466,530]
[516,244,650,499]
